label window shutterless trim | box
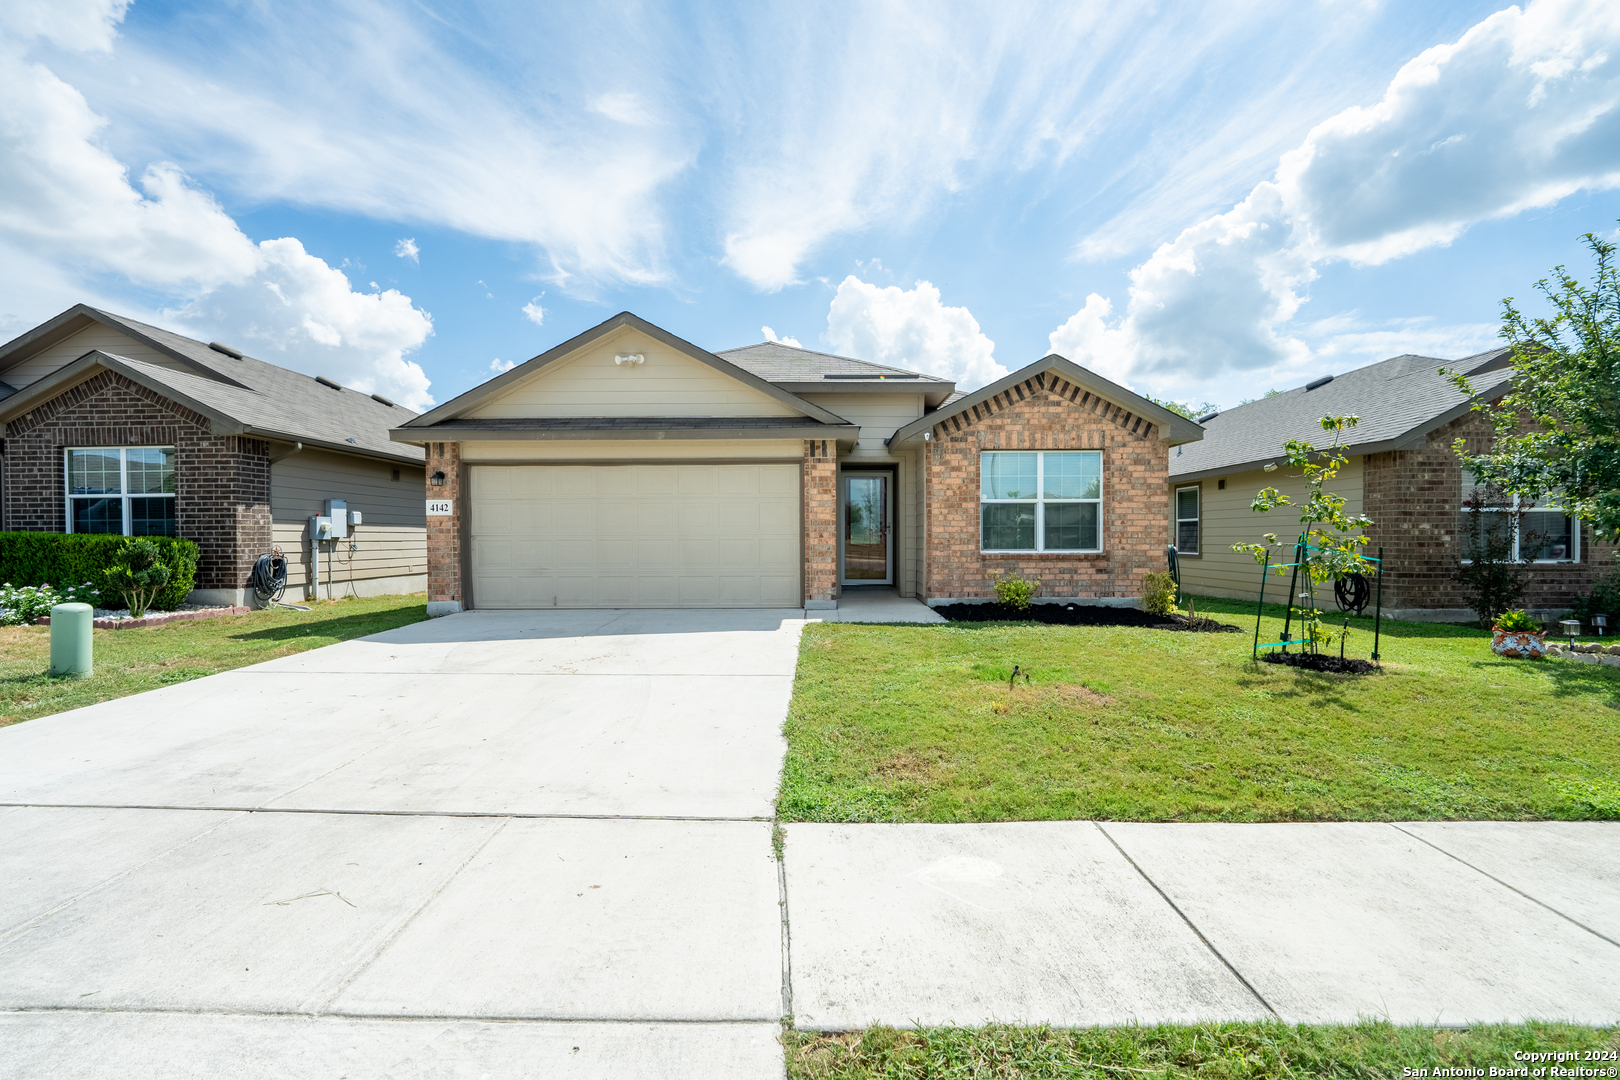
[1458,501,1581,564]
[979,450,1103,553]
[1175,484,1200,556]
[64,446,177,537]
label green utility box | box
[49,603,93,679]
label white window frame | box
[979,450,1103,553]
[1459,471,1579,564]
[1175,485,1200,555]
[64,446,177,537]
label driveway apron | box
[0,608,803,1079]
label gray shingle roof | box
[717,341,951,383]
[1168,347,1514,479]
[4,307,421,463]
[433,416,848,431]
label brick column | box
[803,439,838,609]
[425,441,463,616]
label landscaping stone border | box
[38,606,251,631]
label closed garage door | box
[469,463,801,608]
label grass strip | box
[784,1020,1620,1080]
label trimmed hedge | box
[0,532,200,610]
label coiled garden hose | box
[251,550,288,606]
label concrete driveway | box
[0,608,805,1079]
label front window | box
[66,447,177,536]
[1459,469,1578,563]
[1175,486,1200,554]
[981,451,1102,552]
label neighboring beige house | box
[0,305,427,604]
[392,311,1202,614]
[1169,348,1613,620]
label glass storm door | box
[842,474,891,584]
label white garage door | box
[469,463,801,608]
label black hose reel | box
[251,549,289,606]
[1334,572,1371,616]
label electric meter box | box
[310,515,334,540]
[324,499,349,539]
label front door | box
[842,473,892,585]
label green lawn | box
[784,1020,1619,1080]
[779,596,1620,823]
[0,594,429,727]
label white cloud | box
[0,0,129,53]
[761,326,802,348]
[521,298,546,326]
[175,237,434,410]
[489,357,517,373]
[1050,0,1620,407]
[827,276,1007,388]
[0,4,437,409]
[74,1,693,292]
[394,237,419,263]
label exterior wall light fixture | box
[430,471,447,487]
[614,354,645,366]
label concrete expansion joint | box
[1091,821,1280,1019]
[1387,823,1620,951]
[0,1006,784,1026]
[777,848,794,1022]
[0,803,771,824]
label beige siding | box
[1,325,202,388]
[796,393,923,453]
[458,439,803,462]
[272,448,426,593]
[1174,458,1367,605]
[467,327,798,419]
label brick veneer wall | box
[924,372,1169,601]
[803,439,837,604]
[425,441,463,605]
[1363,409,1614,612]
[0,369,270,591]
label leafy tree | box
[1453,479,1530,628]
[1147,395,1218,420]
[107,539,172,618]
[1234,415,1373,652]
[1446,226,1620,542]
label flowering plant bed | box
[932,602,1241,632]
[39,605,251,630]
[1260,651,1377,675]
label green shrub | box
[1141,571,1180,616]
[0,532,199,610]
[1493,609,1541,632]
[1571,567,1620,624]
[107,539,172,618]
[993,572,1039,610]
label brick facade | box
[1364,410,1615,612]
[0,370,271,591]
[803,439,838,605]
[425,441,463,606]
[924,372,1169,601]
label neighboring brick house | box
[0,305,427,604]
[390,310,1202,615]
[1168,348,1613,620]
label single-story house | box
[390,311,1202,614]
[0,304,427,604]
[1168,348,1614,620]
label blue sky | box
[3,0,1618,412]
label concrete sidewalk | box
[784,820,1620,1030]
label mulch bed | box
[933,602,1242,632]
[1261,651,1378,675]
